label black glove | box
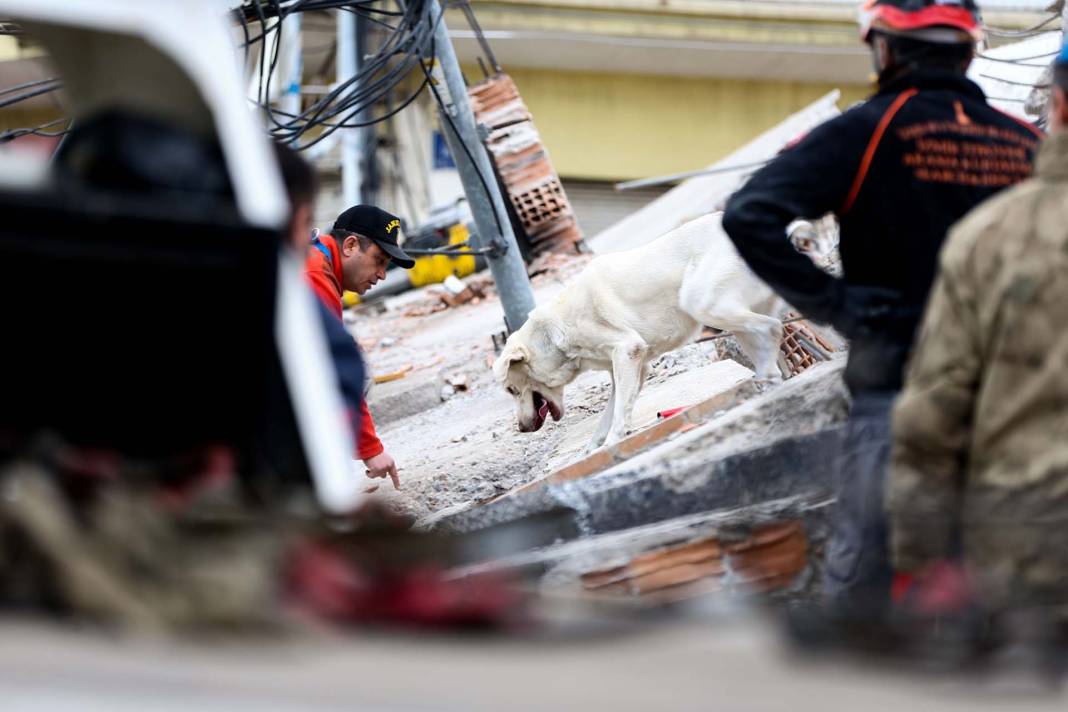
[829,284,916,340]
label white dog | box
[494,212,823,452]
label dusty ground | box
[346,259,757,526]
[7,616,1064,711]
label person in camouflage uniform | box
[887,44,1068,615]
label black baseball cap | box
[332,204,415,269]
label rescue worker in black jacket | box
[722,0,1043,616]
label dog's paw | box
[754,375,783,391]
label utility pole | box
[279,12,302,117]
[1037,0,1068,124]
[427,0,535,333]
[337,9,362,206]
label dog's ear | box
[492,343,528,381]
[525,315,570,358]
[509,347,528,363]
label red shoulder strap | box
[841,89,918,215]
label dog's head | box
[492,322,569,433]
[787,217,838,268]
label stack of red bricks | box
[468,73,585,256]
[778,318,838,377]
[580,522,808,600]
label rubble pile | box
[349,250,851,606]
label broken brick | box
[582,538,723,590]
[612,417,686,458]
[726,525,808,589]
[628,538,723,575]
[723,521,802,553]
[468,73,584,256]
[544,448,616,486]
[601,559,726,595]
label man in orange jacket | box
[305,205,414,489]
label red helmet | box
[858,0,983,44]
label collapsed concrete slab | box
[452,494,833,603]
[434,360,849,542]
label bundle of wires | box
[0,77,68,144]
[235,0,443,150]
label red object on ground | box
[891,571,916,604]
[893,561,975,615]
[286,540,522,628]
[657,406,690,420]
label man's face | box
[340,235,390,294]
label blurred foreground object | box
[0,0,529,634]
[0,458,521,632]
[0,0,361,514]
[888,38,1068,633]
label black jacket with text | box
[723,68,1042,393]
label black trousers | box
[822,392,896,615]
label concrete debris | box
[449,495,829,605]
[432,361,848,539]
[438,275,486,308]
[403,302,448,318]
[502,372,755,498]
[446,373,469,392]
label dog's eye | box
[507,387,519,396]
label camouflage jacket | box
[887,129,1068,608]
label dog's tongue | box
[538,400,550,422]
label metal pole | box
[1034,0,1068,126]
[279,12,302,117]
[428,0,535,332]
[337,9,361,206]
[1063,0,1068,46]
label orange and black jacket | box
[305,233,385,460]
[723,68,1042,392]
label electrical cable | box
[984,14,1060,38]
[979,72,1049,88]
[0,77,61,97]
[0,117,72,144]
[0,82,63,110]
[974,51,1056,67]
[236,0,441,147]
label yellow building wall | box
[479,67,869,181]
[0,107,63,133]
